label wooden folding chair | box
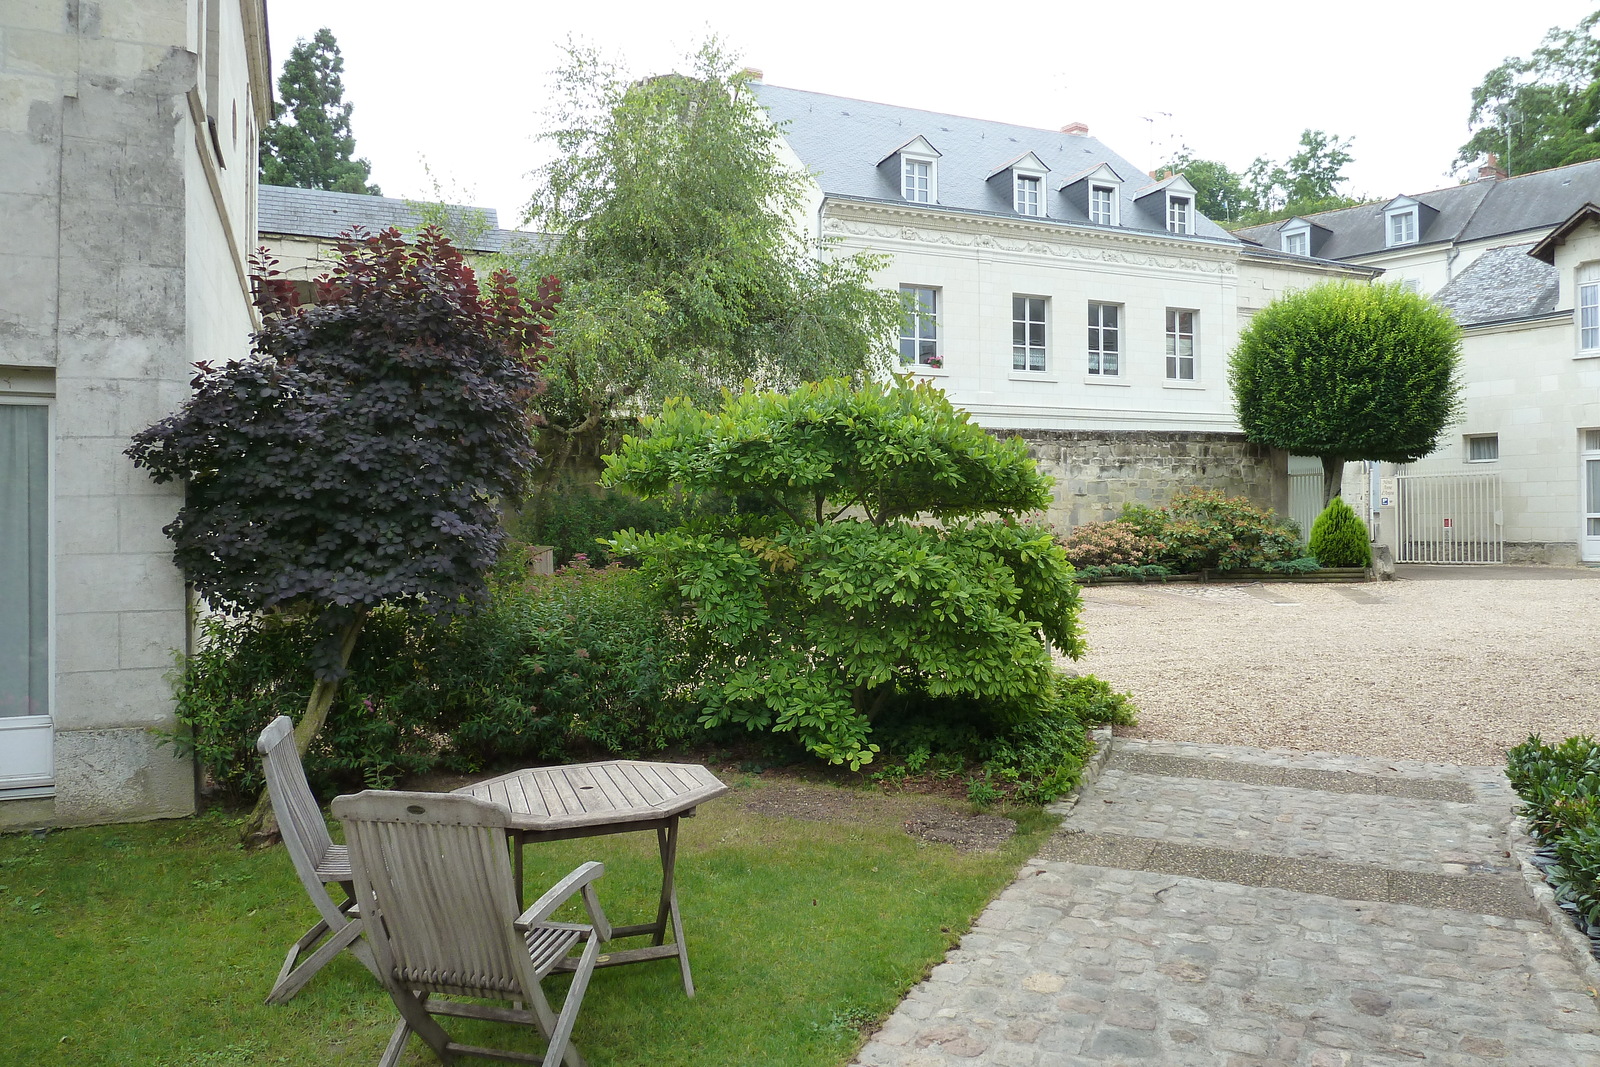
[333,789,611,1067]
[256,715,380,1003]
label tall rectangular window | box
[1389,210,1417,246]
[903,159,931,203]
[1089,185,1115,226]
[1087,302,1120,375]
[899,286,940,366]
[1165,309,1196,380]
[1168,196,1191,234]
[1012,296,1046,372]
[1579,267,1600,351]
[1014,174,1041,216]
[1,404,49,721]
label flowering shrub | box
[1058,520,1162,569]
[1059,490,1307,577]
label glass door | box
[0,402,52,792]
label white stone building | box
[1,0,270,828]
[1235,160,1600,565]
[751,79,1372,529]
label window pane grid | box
[899,286,940,366]
[1165,309,1196,380]
[1168,196,1190,234]
[1089,186,1114,226]
[1087,302,1119,375]
[1581,283,1600,350]
[903,159,930,203]
[1012,295,1046,372]
[1015,175,1041,216]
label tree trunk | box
[240,610,367,846]
[1321,455,1345,507]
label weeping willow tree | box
[508,39,902,498]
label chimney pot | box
[1476,153,1506,182]
[1060,121,1089,136]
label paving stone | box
[850,740,1600,1067]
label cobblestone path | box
[851,740,1600,1067]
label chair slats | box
[256,716,379,1004]
[335,790,608,1067]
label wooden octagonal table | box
[455,760,728,996]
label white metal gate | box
[1288,472,1323,545]
[1395,472,1503,563]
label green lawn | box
[0,779,1053,1066]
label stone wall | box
[1000,429,1289,530]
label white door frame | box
[1582,430,1600,563]
[0,397,54,795]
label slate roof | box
[258,185,547,254]
[751,83,1238,244]
[1231,158,1600,259]
[1431,245,1559,326]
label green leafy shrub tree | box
[173,565,693,800]
[127,230,553,837]
[1506,734,1600,928]
[1307,497,1373,567]
[603,377,1085,769]
[1229,282,1463,504]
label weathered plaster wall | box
[0,0,264,829]
[999,429,1290,531]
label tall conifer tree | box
[260,28,381,194]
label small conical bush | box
[1308,496,1372,568]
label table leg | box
[656,817,694,996]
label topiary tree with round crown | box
[1229,281,1463,505]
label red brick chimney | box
[1477,154,1507,182]
[1060,122,1089,136]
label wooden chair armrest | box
[516,861,611,941]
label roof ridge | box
[755,82,1102,145]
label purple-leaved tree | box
[128,227,556,840]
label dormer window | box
[1284,231,1308,256]
[1167,195,1192,235]
[1135,174,1198,236]
[1089,185,1116,226]
[989,152,1049,218]
[881,136,942,205]
[1015,174,1042,216]
[1382,196,1433,249]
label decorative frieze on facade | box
[822,214,1238,276]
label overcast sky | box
[263,1,1599,227]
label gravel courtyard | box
[1069,568,1600,766]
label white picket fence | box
[1394,472,1503,563]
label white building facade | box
[0,0,270,828]
[753,80,1372,530]
[1237,161,1600,565]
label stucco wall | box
[999,429,1289,532]
[0,0,264,829]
